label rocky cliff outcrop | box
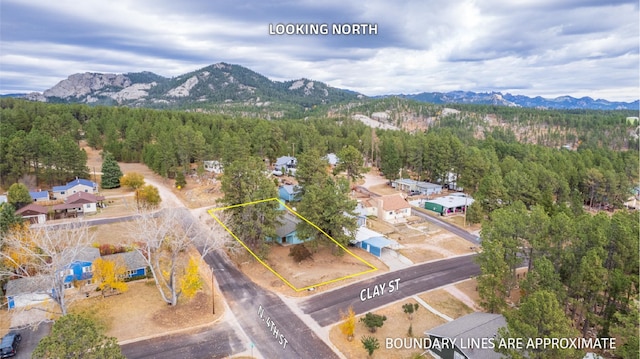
[43,73,131,99]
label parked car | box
[408,190,421,196]
[0,332,21,358]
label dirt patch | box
[368,217,476,263]
[330,299,445,359]
[232,244,388,297]
[419,289,474,319]
[368,183,400,196]
[70,279,221,342]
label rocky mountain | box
[394,91,639,110]
[13,63,638,111]
[19,63,361,110]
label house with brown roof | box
[52,192,105,218]
[375,194,411,223]
[15,203,48,224]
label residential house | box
[392,178,419,192]
[416,181,443,196]
[424,195,474,216]
[203,160,223,174]
[60,247,101,288]
[52,192,105,218]
[101,251,147,279]
[267,211,310,245]
[325,153,339,167]
[375,194,412,223]
[5,247,100,309]
[278,185,301,202]
[66,192,105,214]
[29,190,50,202]
[392,178,442,196]
[52,179,98,200]
[425,312,506,359]
[273,156,297,176]
[15,203,48,224]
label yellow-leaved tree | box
[339,306,356,341]
[93,258,128,294]
[179,258,202,300]
[2,223,38,275]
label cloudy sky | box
[1,0,638,101]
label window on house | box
[82,266,92,273]
[60,191,65,195]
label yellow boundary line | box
[208,198,378,291]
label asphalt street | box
[121,323,243,359]
[299,254,481,327]
[205,249,339,359]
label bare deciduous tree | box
[0,222,94,318]
[128,208,224,306]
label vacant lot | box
[366,217,476,263]
[232,244,387,297]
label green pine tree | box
[101,152,123,189]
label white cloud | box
[0,0,638,101]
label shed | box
[425,312,506,359]
[29,190,50,202]
[424,195,474,216]
[360,236,396,257]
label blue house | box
[278,185,301,202]
[6,246,100,309]
[267,211,310,245]
[101,251,147,279]
[60,247,101,288]
[53,179,98,200]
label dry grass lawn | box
[330,299,446,359]
[69,279,221,342]
[368,184,401,196]
[232,244,388,297]
[419,289,474,320]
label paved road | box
[205,250,339,359]
[121,323,243,359]
[299,254,480,327]
[12,323,51,359]
[411,208,480,245]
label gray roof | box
[101,251,147,270]
[426,312,506,359]
[5,276,51,297]
[275,211,300,238]
[74,247,101,263]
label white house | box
[203,160,223,174]
[375,194,412,223]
